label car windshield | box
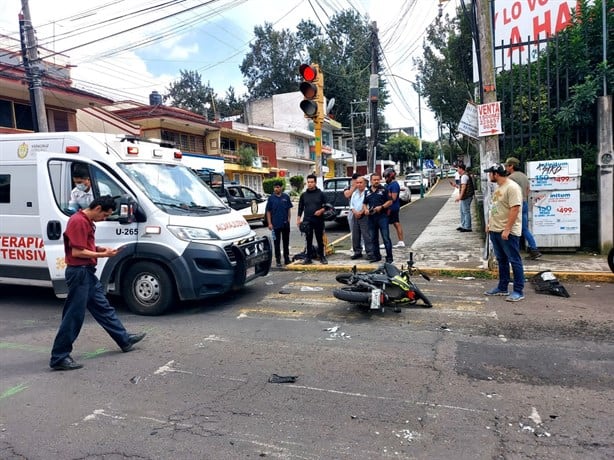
[118,162,229,215]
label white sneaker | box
[394,241,405,248]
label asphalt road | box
[1,269,613,459]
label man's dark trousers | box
[273,223,291,263]
[50,266,130,367]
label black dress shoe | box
[284,258,292,265]
[350,253,363,260]
[459,228,472,232]
[51,356,83,371]
[122,332,146,353]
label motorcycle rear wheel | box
[332,287,372,305]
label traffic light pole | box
[298,63,325,180]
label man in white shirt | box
[69,165,111,212]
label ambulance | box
[0,132,272,315]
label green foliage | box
[240,23,303,99]
[241,11,384,162]
[263,178,286,194]
[382,135,420,171]
[289,175,304,192]
[165,70,216,115]
[237,145,257,167]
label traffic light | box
[299,63,323,122]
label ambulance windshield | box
[119,163,229,214]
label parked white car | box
[398,181,411,204]
[404,173,428,193]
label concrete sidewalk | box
[287,188,614,283]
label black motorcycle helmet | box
[299,221,312,233]
[383,168,396,180]
[322,203,336,221]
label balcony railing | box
[220,149,268,167]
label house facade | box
[0,35,112,134]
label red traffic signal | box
[299,64,323,120]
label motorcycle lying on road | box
[333,252,432,311]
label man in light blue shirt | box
[349,176,372,260]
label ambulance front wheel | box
[122,261,174,316]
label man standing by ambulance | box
[50,196,146,370]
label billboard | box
[492,0,579,68]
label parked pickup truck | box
[322,177,353,224]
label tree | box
[165,69,215,116]
[216,86,246,120]
[237,145,257,167]
[241,11,388,162]
[382,135,420,172]
[414,6,477,164]
[240,23,302,99]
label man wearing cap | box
[483,164,525,302]
[504,157,542,260]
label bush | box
[289,175,304,192]
[263,178,286,194]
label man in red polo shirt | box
[50,195,146,371]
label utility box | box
[527,158,582,249]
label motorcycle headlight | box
[167,225,219,242]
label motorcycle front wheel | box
[332,287,372,305]
[412,284,432,308]
[335,273,354,285]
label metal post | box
[19,0,48,132]
[418,82,424,198]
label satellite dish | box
[326,97,335,114]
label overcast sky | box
[1,0,456,140]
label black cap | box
[483,164,507,176]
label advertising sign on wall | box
[530,189,580,235]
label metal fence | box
[495,35,596,168]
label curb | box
[283,262,614,283]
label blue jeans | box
[489,231,525,295]
[369,214,392,260]
[460,196,473,230]
[522,201,538,251]
[50,266,130,367]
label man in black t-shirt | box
[297,174,328,265]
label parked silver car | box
[404,173,428,193]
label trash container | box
[527,158,581,250]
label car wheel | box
[121,261,175,315]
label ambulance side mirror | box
[118,195,138,224]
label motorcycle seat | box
[384,263,400,277]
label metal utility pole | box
[19,0,48,132]
[367,21,380,174]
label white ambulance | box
[0,132,272,315]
